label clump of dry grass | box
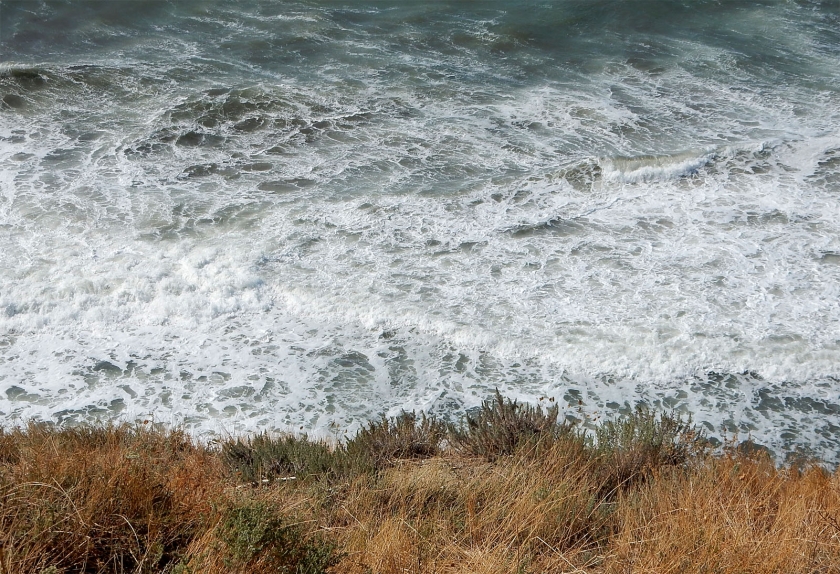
[2,397,839,574]
[342,436,608,573]
[606,453,840,573]
[0,422,221,573]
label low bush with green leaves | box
[345,411,446,469]
[449,389,569,460]
[590,406,707,495]
[222,433,359,483]
[218,502,339,574]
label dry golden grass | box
[0,423,223,573]
[605,455,840,574]
[1,404,839,573]
[336,442,607,574]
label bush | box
[222,433,357,484]
[449,389,566,460]
[219,502,339,574]
[591,406,706,495]
[345,411,446,469]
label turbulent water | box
[1,1,839,459]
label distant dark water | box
[1,1,840,461]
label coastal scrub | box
[1,396,838,573]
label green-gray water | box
[2,1,840,461]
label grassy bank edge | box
[1,391,838,573]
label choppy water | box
[1,0,839,460]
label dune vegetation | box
[1,391,838,573]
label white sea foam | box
[1,1,840,460]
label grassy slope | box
[1,393,838,573]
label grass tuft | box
[0,422,219,574]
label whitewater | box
[1,0,839,461]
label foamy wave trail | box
[1,0,840,462]
[599,143,780,184]
[601,150,716,184]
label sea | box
[1,0,839,461]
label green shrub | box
[345,411,446,469]
[591,406,706,495]
[219,502,339,574]
[222,433,356,484]
[449,389,566,460]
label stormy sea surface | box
[1,1,839,461]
